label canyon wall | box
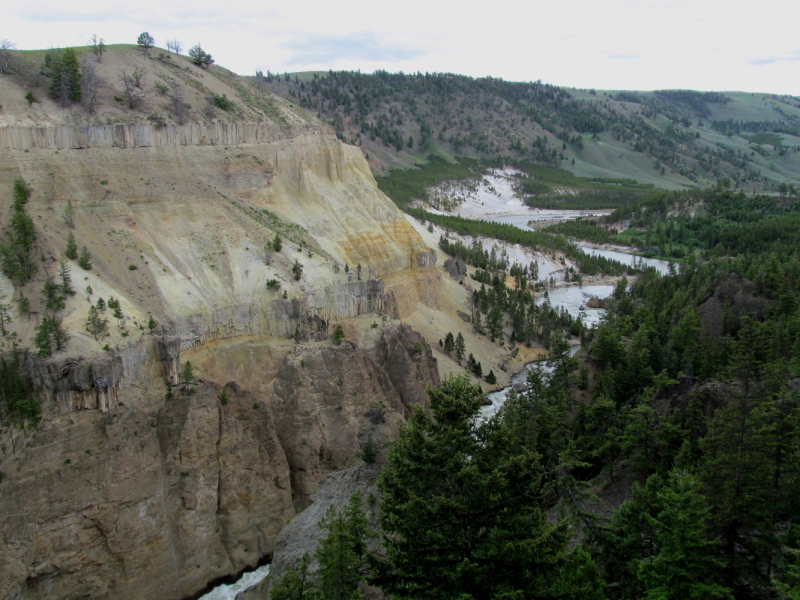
[0,124,443,599]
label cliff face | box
[0,380,293,600]
[272,324,439,508]
[0,110,443,599]
[0,324,438,600]
[0,130,437,356]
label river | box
[198,564,270,600]
[480,282,617,423]
[576,245,671,275]
[489,212,610,229]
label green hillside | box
[260,71,800,193]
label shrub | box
[147,113,168,129]
[209,93,235,112]
[361,434,378,463]
[128,264,138,270]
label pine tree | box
[332,325,345,345]
[58,258,75,297]
[292,259,304,281]
[454,332,465,365]
[272,233,283,252]
[18,292,30,317]
[42,280,65,312]
[0,291,11,335]
[35,314,68,357]
[443,331,455,356]
[48,48,82,104]
[486,305,504,342]
[96,297,106,313]
[316,506,362,600]
[85,305,108,340]
[1,178,38,283]
[78,246,92,270]
[636,469,732,600]
[181,360,195,385]
[701,318,779,592]
[377,375,599,599]
[0,350,41,426]
[65,231,78,259]
[271,553,317,600]
[473,309,483,334]
[64,198,75,228]
[485,369,496,384]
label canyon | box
[0,51,537,599]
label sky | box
[4,0,799,94]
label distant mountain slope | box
[260,71,800,192]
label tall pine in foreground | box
[375,375,603,599]
[636,469,732,600]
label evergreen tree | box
[485,369,496,384]
[48,48,82,104]
[0,350,40,426]
[273,233,283,252]
[65,231,78,259]
[181,360,195,385]
[136,32,154,55]
[64,198,75,228]
[332,325,345,345]
[1,178,38,283]
[18,292,30,317]
[549,331,577,387]
[443,331,455,356]
[35,314,68,357]
[85,305,108,340]
[78,246,92,270]
[376,375,601,599]
[667,307,700,377]
[271,553,318,600]
[42,280,65,312]
[58,258,75,297]
[701,319,780,592]
[637,469,733,600]
[292,259,304,281]
[12,176,31,210]
[486,305,504,341]
[454,332,465,365]
[0,291,11,335]
[316,506,362,600]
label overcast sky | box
[5,0,799,94]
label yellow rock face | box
[0,130,438,357]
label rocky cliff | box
[0,324,438,599]
[0,72,445,598]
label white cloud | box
[3,0,798,93]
